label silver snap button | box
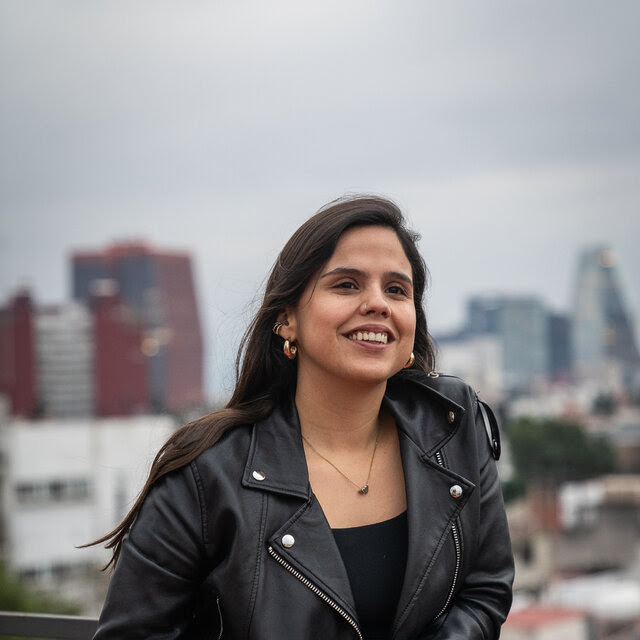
[447,411,455,423]
[427,371,440,378]
[252,470,266,481]
[282,534,295,548]
[450,484,463,499]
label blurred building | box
[557,475,640,574]
[72,241,204,413]
[0,291,38,417]
[613,419,640,474]
[510,474,640,594]
[90,281,149,416]
[0,413,176,613]
[502,607,592,640]
[435,333,504,404]
[438,295,552,397]
[547,312,572,382]
[572,246,640,391]
[36,302,94,418]
[467,296,550,390]
[542,575,640,631]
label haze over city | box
[1,1,639,398]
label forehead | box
[328,225,411,269]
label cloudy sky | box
[1,1,639,398]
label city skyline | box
[1,2,639,398]
[3,237,637,402]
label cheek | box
[401,310,417,342]
[295,302,340,339]
[295,304,357,349]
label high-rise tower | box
[466,295,550,390]
[72,242,204,413]
[572,247,640,389]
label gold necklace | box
[301,430,380,495]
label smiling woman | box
[88,195,514,640]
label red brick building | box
[73,242,204,414]
[91,286,150,416]
[0,291,38,417]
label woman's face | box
[286,225,417,388]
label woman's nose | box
[360,290,390,318]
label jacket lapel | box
[268,496,358,620]
[385,375,475,632]
[241,398,309,499]
[241,398,358,620]
[393,431,475,631]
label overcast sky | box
[1,1,639,399]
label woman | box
[91,196,514,639]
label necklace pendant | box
[359,485,369,495]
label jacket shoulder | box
[190,422,254,477]
[390,370,501,459]
[391,369,478,408]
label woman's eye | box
[387,285,408,296]
[335,281,357,290]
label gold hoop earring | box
[283,339,298,360]
[403,352,415,369]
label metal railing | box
[0,611,98,639]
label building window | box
[15,478,91,504]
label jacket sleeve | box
[424,397,514,640]
[93,462,213,639]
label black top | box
[332,511,408,640]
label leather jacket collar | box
[242,370,467,495]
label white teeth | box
[348,331,388,344]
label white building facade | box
[0,412,176,612]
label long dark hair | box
[89,195,436,569]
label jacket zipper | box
[434,450,462,620]
[268,545,363,640]
[215,594,224,640]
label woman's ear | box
[281,307,297,342]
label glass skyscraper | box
[572,247,640,388]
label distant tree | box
[0,561,80,640]
[0,563,80,613]
[507,417,616,489]
[501,475,526,504]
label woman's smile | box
[345,324,395,345]
[347,331,389,344]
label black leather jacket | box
[94,371,514,639]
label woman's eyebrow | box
[319,266,413,286]
[319,267,363,279]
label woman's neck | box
[294,373,387,451]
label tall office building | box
[72,242,204,412]
[572,247,640,388]
[467,295,549,390]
